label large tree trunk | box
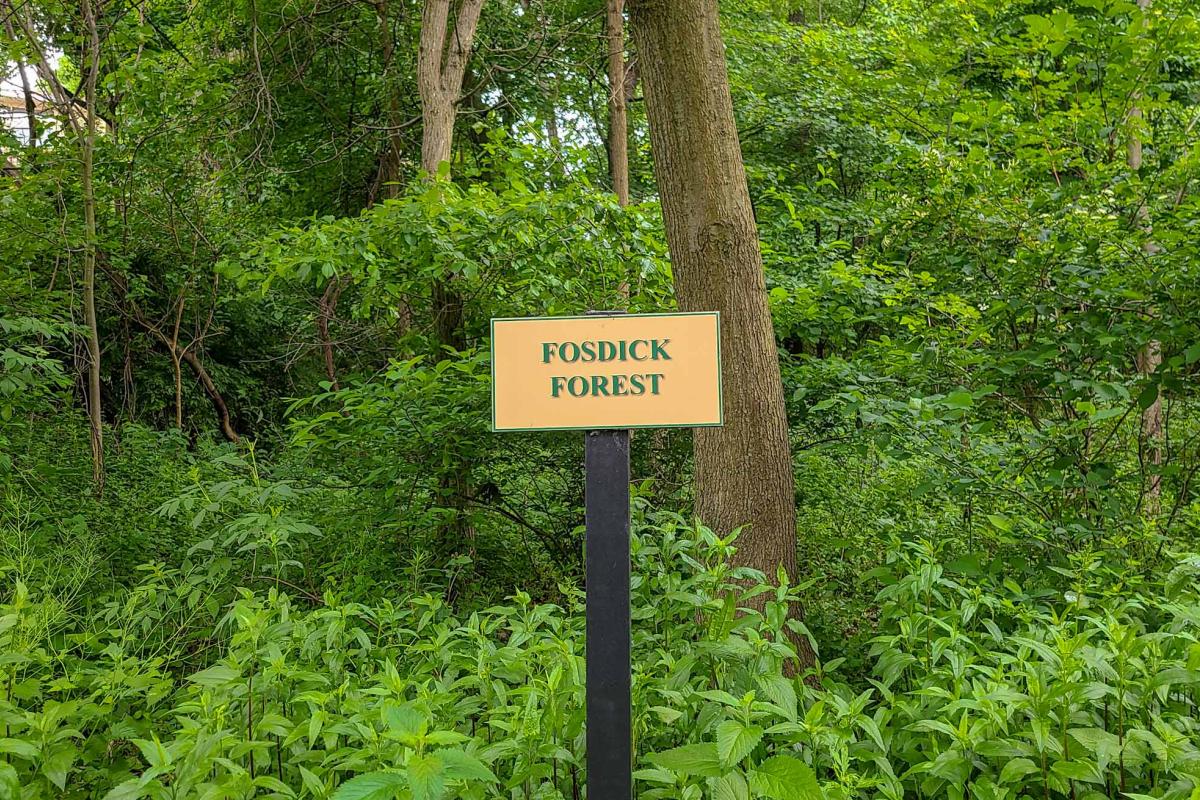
[418,0,483,359]
[418,0,484,565]
[418,0,481,178]
[628,0,809,666]
[1128,0,1162,518]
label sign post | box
[584,427,631,800]
[491,311,723,799]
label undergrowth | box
[2,508,1200,800]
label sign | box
[490,309,725,800]
[490,311,723,432]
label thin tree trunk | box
[377,0,400,195]
[172,352,184,429]
[171,292,185,428]
[178,349,240,443]
[81,0,104,492]
[606,0,630,208]
[10,0,108,485]
[607,0,632,310]
[317,278,343,391]
[628,0,812,668]
[1128,0,1162,518]
[0,13,38,164]
[17,60,38,161]
[545,102,561,154]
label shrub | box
[1,513,1199,799]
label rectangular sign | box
[491,312,723,432]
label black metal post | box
[585,427,631,800]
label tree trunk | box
[606,0,630,208]
[628,0,809,666]
[0,12,38,164]
[81,0,104,492]
[375,0,405,201]
[418,0,483,358]
[417,0,484,561]
[317,278,343,391]
[1128,0,1162,518]
[172,349,183,429]
[418,0,482,179]
[178,348,240,444]
[17,60,38,161]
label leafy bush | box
[3,510,1200,799]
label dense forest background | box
[2,0,1200,797]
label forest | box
[2,0,1200,797]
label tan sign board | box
[491,312,723,432]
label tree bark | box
[628,0,809,666]
[178,348,240,444]
[1128,0,1162,518]
[81,0,104,492]
[170,293,185,428]
[17,60,38,161]
[418,0,484,357]
[418,0,483,178]
[0,13,38,164]
[317,277,343,391]
[606,0,630,208]
[417,0,484,561]
[374,0,405,201]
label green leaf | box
[1050,760,1098,783]
[757,675,798,721]
[716,720,763,766]
[384,703,426,740]
[299,766,326,797]
[1137,383,1160,410]
[438,749,496,783]
[708,772,750,800]
[0,763,18,800]
[424,730,469,746]
[749,755,822,800]
[0,738,38,760]
[986,514,1012,532]
[944,390,973,409]
[330,772,406,800]
[998,758,1039,784]
[407,753,445,800]
[1068,728,1120,772]
[101,779,146,800]
[41,743,77,790]
[254,775,297,795]
[646,743,723,777]
[132,737,169,770]
[187,665,240,686]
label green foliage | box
[0,317,71,416]
[2,514,1200,798]
[4,0,1200,797]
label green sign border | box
[490,311,724,432]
